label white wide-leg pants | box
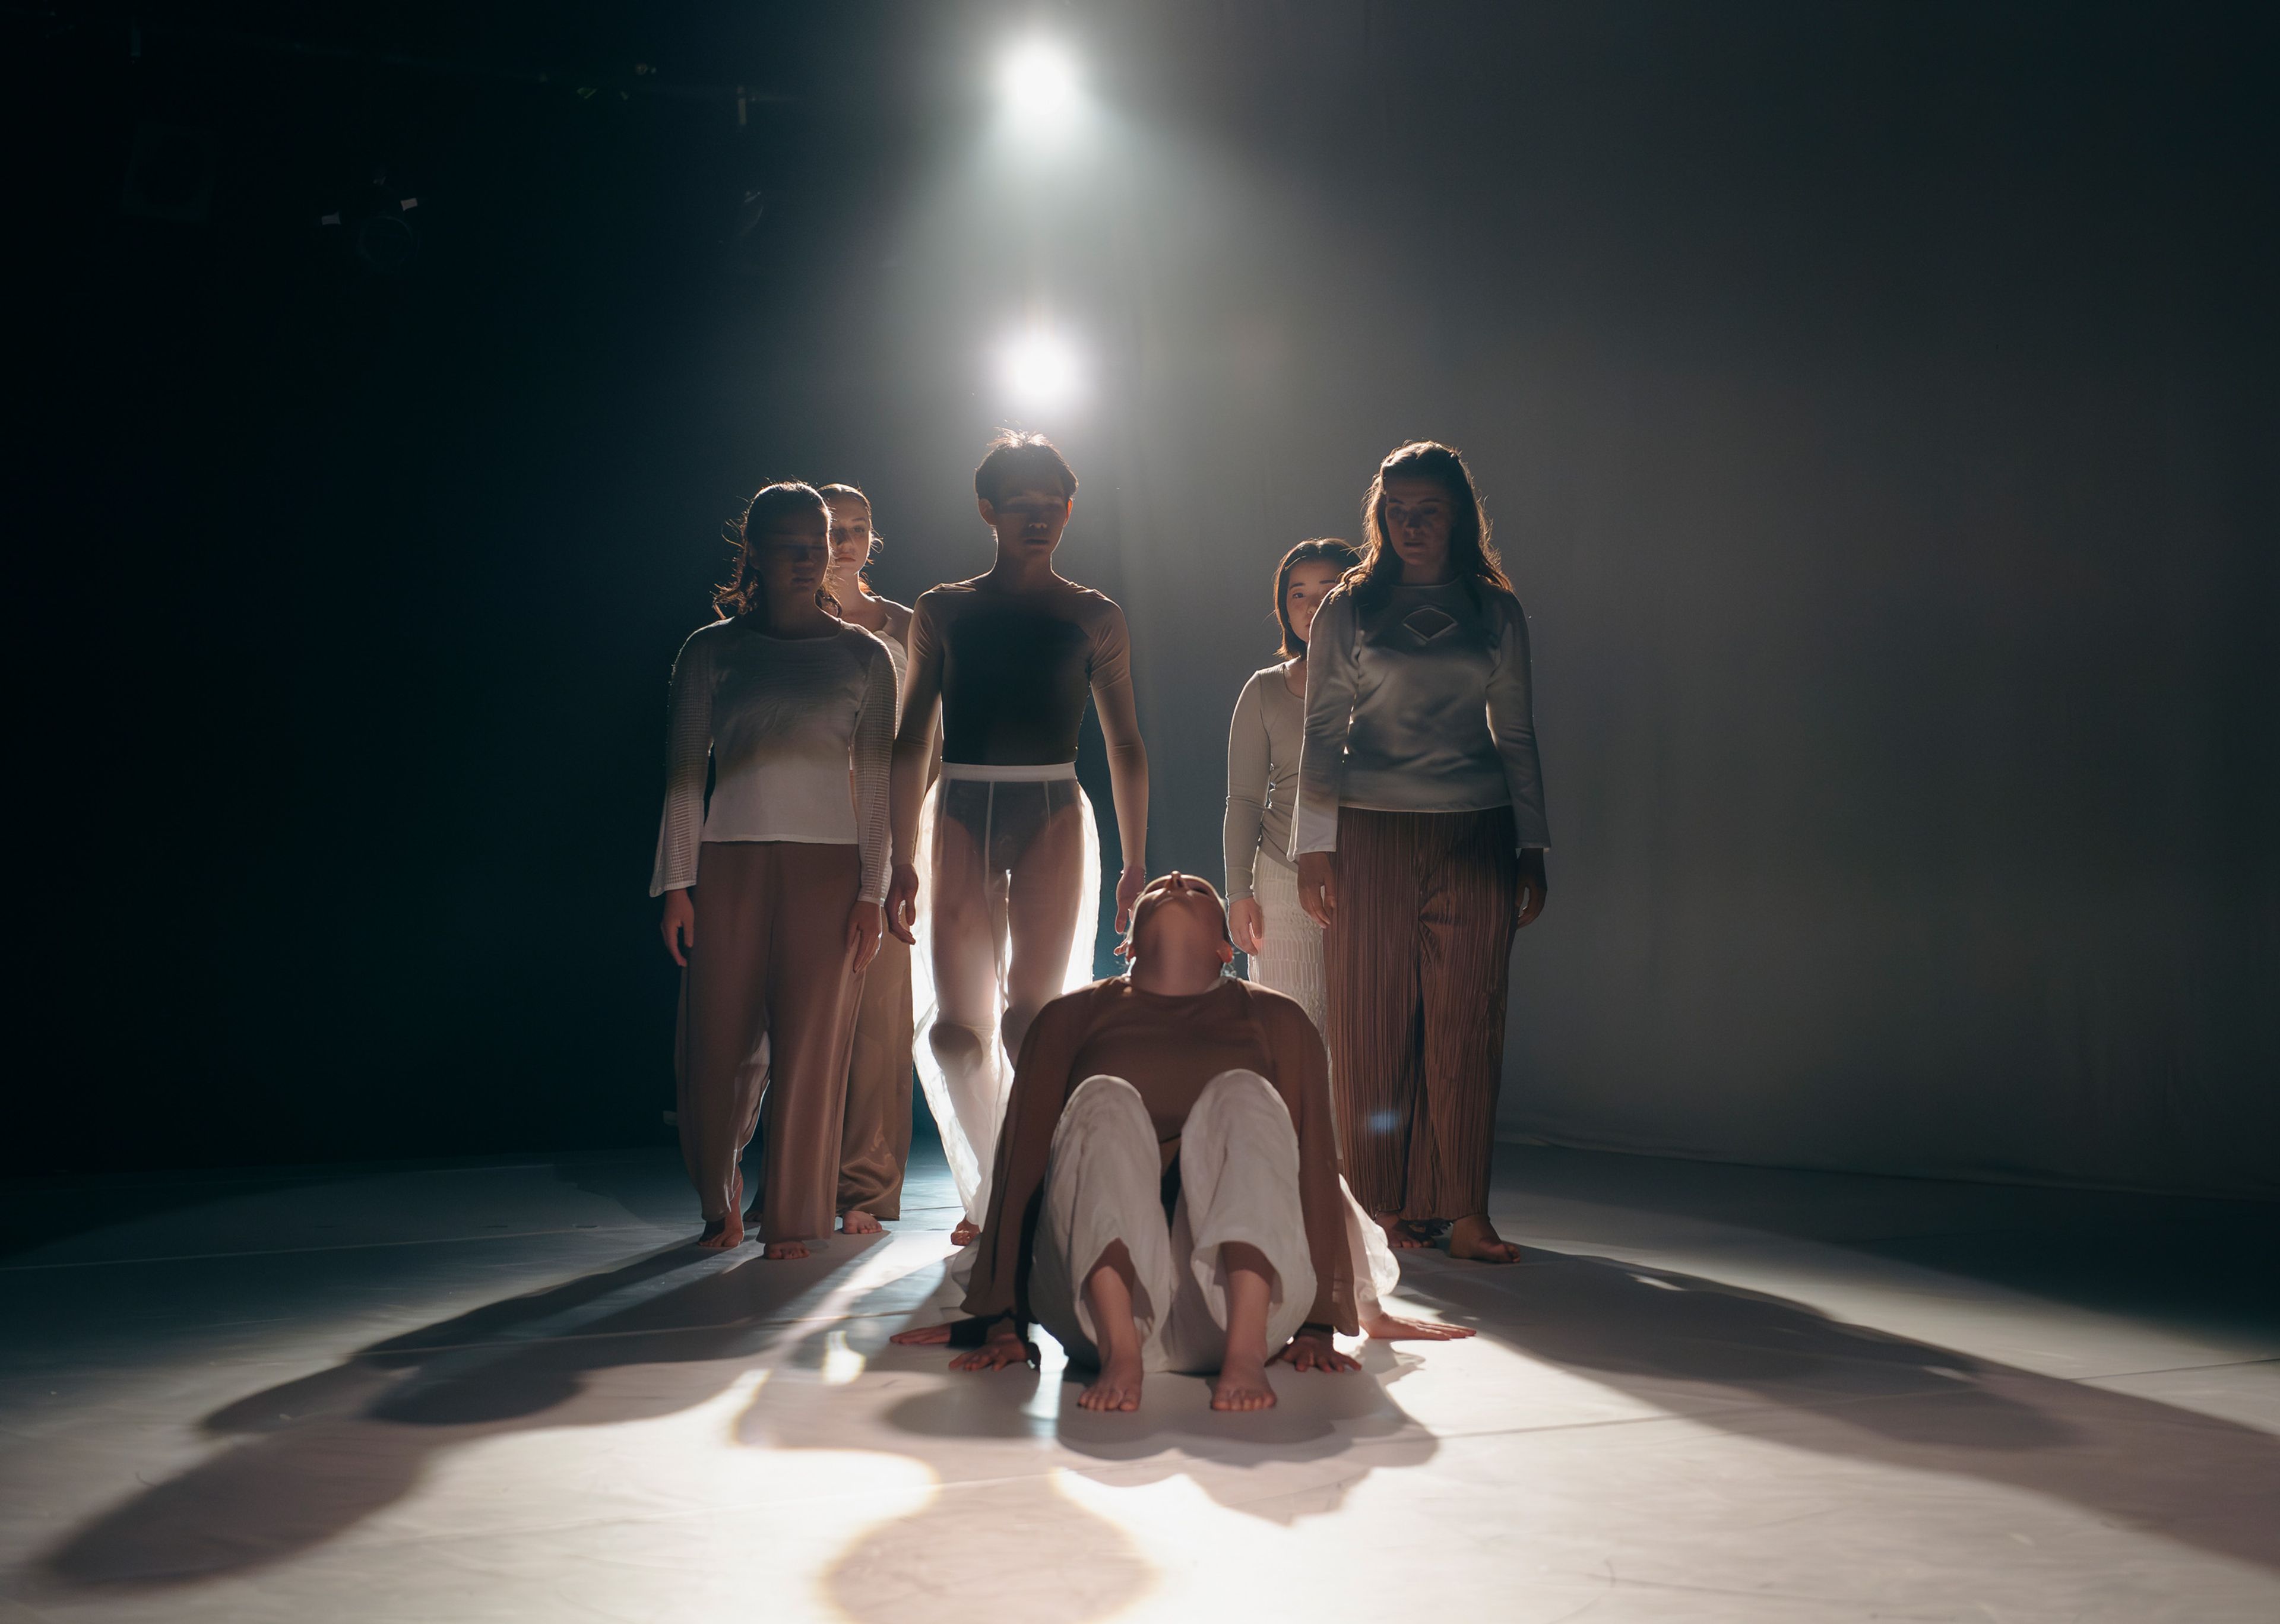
[1031,1071,1318,1374]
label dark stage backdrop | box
[11,3,2275,1195]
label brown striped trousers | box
[1323,806,1518,1223]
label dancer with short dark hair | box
[653,482,895,1257]
[1293,442,1550,1265]
[885,433,1150,1245]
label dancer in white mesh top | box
[885,433,1150,1246]
[653,482,895,1257]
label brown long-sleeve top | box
[960,976,1358,1335]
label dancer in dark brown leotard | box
[884,433,1150,1242]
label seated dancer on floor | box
[653,481,894,1256]
[892,874,1361,1412]
[818,482,922,1237]
[884,432,1150,1247]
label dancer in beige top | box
[885,433,1150,1246]
[1226,540,1360,1015]
[654,482,894,1256]
[819,483,920,1236]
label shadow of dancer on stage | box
[1392,1243,2280,1574]
[33,1233,890,1590]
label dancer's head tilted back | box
[1275,538,1361,657]
[819,482,882,586]
[716,481,835,621]
[1347,441,1510,613]
[973,430,1078,561]
[1119,872,1236,974]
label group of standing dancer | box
[650,432,1549,1408]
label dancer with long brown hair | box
[819,482,919,1236]
[885,433,1149,1245]
[653,481,895,1257]
[1293,442,1550,1264]
[1227,539,1477,1339]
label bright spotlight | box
[999,38,1082,123]
[998,328,1082,409]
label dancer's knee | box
[1001,997,1047,1050]
[1059,1074,1151,1138]
[1190,1069,1293,1144]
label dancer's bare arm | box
[888,1316,1036,1370]
[1272,1325,1361,1372]
[660,889,695,965]
[885,597,945,945]
[1091,604,1149,930]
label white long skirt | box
[909,762,1102,1224]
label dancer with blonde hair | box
[653,482,895,1257]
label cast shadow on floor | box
[32,1227,2276,1604]
[1392,1243,2280,1575]
[32,1232,891,1590]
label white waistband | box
[939,761,1078,783]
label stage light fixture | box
[998,37,1082,125]
[998,328,1082,410]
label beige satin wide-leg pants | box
[678,840,863,1243]
[836,927,914,1220]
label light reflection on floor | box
[1,1142,2275,1622]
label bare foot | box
[1361,1310,1476,1341]
[696,1210,744,1251]
[950,1218,980,1246]
[1211,1348,1277,1411]
[1447,1214,1524,1264]
[1078,1348,1145,1411]
[840,1208,883,1235]
[763,1238,811,1261]
[1374,1212,1429,1250]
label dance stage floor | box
[3,1139,2274,1622]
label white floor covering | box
[2,1138,2274,1622]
